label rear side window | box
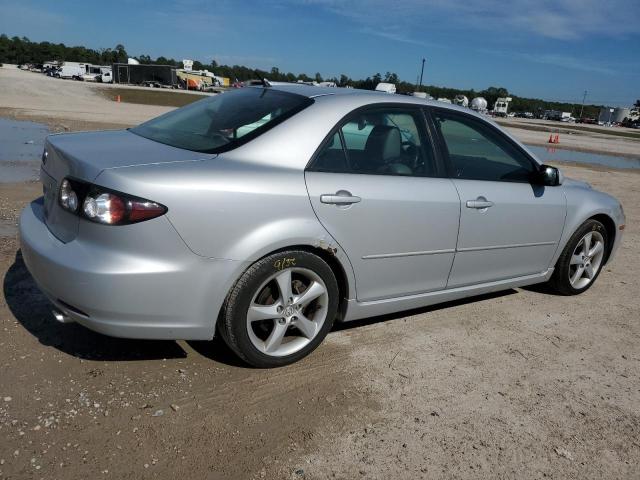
[312,107,437,177]
[314,132,348,172]
[131,88,313,153]
[432,109,536,182]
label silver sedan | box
[19,85,625,367]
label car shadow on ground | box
[5,248,519,366]
[3,250,188,361]
[188,289,514,365]
[187,338,248,368]
[332,289,517,332]
[520,282,563,295]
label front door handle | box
[466,198,494,209]
[320,190,361,205]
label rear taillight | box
[58,177,167,225]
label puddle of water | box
[527,144,640,170]
[0,117,49,182]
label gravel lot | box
[0,66,174,126]
[1,65,639,479]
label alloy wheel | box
[246,267,329,357]
[568,231,605,289]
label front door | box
[430,108,566,287]
[305,106,461,301]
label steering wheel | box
[401,141,422,170]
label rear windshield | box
[131,88,313,153]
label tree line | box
[0,35,610,117]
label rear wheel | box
[549,219,608,295]
[219,250,339,368]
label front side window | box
[131,88,313,153]
[432,109,536,182]
[312,107,436,177]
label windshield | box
[131,88,313,153]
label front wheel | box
[219,250,339,368]
[549,219,608,295]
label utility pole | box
[579,90,587,119]
[419,58,426,89]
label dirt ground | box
[496,117,640,157]
[0,66,174,127]
[1,64,640,480]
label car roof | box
[263,83,367,98]
[260,83,483,116]
[231,84,541,170]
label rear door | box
[429,108,566,287]
[305,105,461,302]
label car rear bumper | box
[19,198,246,340]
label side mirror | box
[536,164,563,186]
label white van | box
[375,82,396,94]
[57,62,86,79]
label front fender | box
[551,185,624,267]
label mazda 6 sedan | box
[20,85,625,367]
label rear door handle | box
[466,199,494,209]
[320,190,361,205]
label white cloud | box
[503,51,616,75]
[287,0,640,40]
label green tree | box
[383,72,399,84]
[0,34,610,117]
[114,44,127,63]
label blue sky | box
[1,0,638,105]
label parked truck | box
[544,110,573,122]
[56,62,86,79]
[493,97,512,117]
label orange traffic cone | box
[554,134,559,144]
[115,95,121,103]
[548,133,554,143]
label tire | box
[548,219,608,295]
[219,250,339,368]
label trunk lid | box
[41,129,211,243]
